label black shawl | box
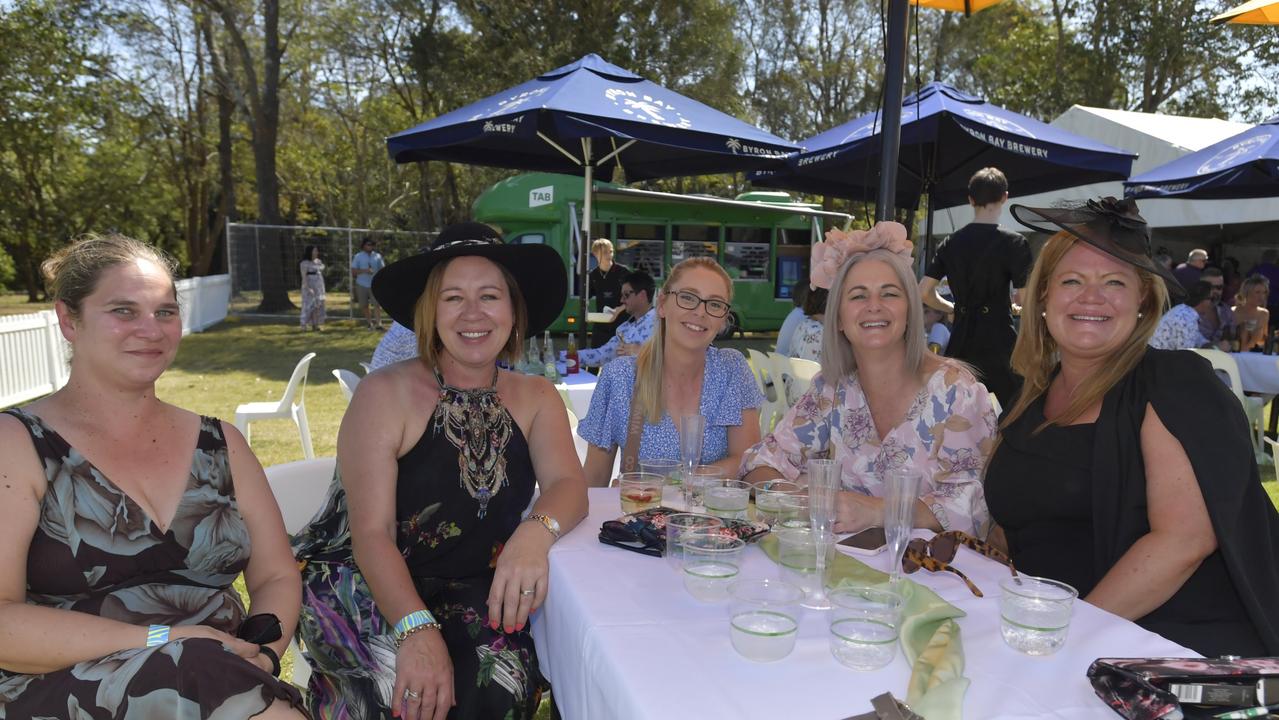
[1092,348,1279,654]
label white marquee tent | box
[926,106,1275,246]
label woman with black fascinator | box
[983,198,1279,656]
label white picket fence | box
[0,274,230,408]
[0,311,70,409]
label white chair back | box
[263,456,335,535]
[787,357,820,403]
[279,352,317,411]
[359,361,373,374]
[263,455,334,690]
[767,351,795,406]
[1189,348,1268,462]
[1188,348,1246,404]
[747,348,784,434]
[233,353,317,460]
[332,368,361,403]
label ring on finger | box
[520,589,535,597]
[404,689,421,699]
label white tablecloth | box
[555,370,597,420]
[531,488,1196,720]
[1232,352,1279,395]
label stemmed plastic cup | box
[882,468,922,586]
[806,459,840,610]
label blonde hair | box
[632,257,733,423]
[42,233,178,318]
[1003,231,1169,430]
[820,248,927,381]
[412,257,526,369]
[591,238,614,255]
[1237,274,1270,306]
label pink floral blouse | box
[740,362,997,535]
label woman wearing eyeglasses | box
[578,257,763,486]
[984,198,1279,656]
[741,223,997,538]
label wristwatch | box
[524,512,561,539]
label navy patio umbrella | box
[387,53,798,328]
[752,82,1135,211]
[1125,117,1279,200]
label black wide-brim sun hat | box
[372,221,568,338]
[1010,197,1183,293]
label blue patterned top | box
[577,347,764,464]
[578,308,657,367]
[371,322,419,369]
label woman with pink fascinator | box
[742,222,998,537]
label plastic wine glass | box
[882,468,922,586]
[806,459,840,610]
[679,414,706,475]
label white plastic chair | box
[332,368,361,404]
[263,456,336,690]
[358,361,373,374]
[747,349,784,434]
[786,357,820,405]
[767,351,796,407]
[1189,349,1267,462]
[1266,437,1278,482]
[235,353,316,460]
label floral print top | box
[739,362,997,535]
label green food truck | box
[472,172,852,334]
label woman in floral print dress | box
[293,223,586,720]
[741,223,997,537]
[0,234,305,719]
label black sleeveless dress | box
[292,372,540,719]
[925,223,1033,408]
[985,351,1277,656]
[0,409,305,718]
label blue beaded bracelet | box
[146,624,170,647]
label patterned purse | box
[1087,656,1279,720]
[598,506,770,558]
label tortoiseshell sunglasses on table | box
[901,530,1017,598]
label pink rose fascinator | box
[809,221,913,290]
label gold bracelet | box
[396,621,442,647]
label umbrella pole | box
[581,139,593,348]
[877,0,911,221]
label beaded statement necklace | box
[431,366,512,518]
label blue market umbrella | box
[1124,117,1279,200]
[388,53,798,328]
[752,82,1136,210]
[387,53,797,217]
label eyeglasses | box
[901,531,1017,598]
[666,290,730,318]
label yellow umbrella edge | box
[1210,0,1279,25]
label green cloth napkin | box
[759,535,969,720]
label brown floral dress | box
[0,408,305,719]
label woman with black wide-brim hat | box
[293,222,587,719]
[983,197,1279,657]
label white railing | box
[0,273,231,408]
[0,310,70,409]
[176,273,231,335]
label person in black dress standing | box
[589,238,630,349]
[984,197,1279,657]
[920,167,1032,409]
